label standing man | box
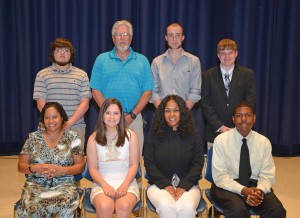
[151,22,201,122]
[201,38,256,149]
[33,38,91,148]
[211,101,286,218]
[90,20,154,155]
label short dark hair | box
[151,95,194,136]
[233,100,254,115]
[94,98,128,147]
[165,22,184,36]
[39,102,68,125]
[49,38,75,64]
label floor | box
[0,155,299,218]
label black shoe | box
[208,206,223,218]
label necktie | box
[224,73,230,96]
[238,138,252,186]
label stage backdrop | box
[0,0,299,155]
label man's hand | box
[125,114,134,127]
[63,120,74,131]
[241,187,264,206]
[219,125,231,133]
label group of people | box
[17,19,286,218]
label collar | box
[233,127,253,144]
[163,48,186,59]
[51,63,73,74]
[220,64,234,77]
[109,47,136,61]
[166,124,179,134]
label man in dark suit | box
[201,38,256,150]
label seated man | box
[211,101,286,218]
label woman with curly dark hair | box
[17,102,85,217]
[144,95,204,218]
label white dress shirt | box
[212,128,275,195]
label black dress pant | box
[210,183,286,218]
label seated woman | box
[144,95,204,218]
[86,98,140,218]
[17,102,85,217]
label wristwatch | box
[29,164,34,173]
[129,111,137,120]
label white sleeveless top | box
[90,129,139,203]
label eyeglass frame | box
[113,32,131,39]
[54,48,70,53]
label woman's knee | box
[115,195,136,215]
[115,200,132,214]
[93,197,114,213]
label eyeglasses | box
[55,48,70,53]
[114,32,130,39]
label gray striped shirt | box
[33,64,91,126]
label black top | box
[144,126,204,190]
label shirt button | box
[227,104,229,107]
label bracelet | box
[29,164,34,173]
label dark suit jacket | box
[201,64,256,142]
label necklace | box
[105,133,120,161]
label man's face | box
[165,25,185,49]
[217,49,238,69]
[112,25,132,52]
[53,47,71,66]
[232,106,256,137]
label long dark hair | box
[39,102,68,126]
[94,98,128,147]
[151,95,195,136]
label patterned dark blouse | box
[17,130,84,218]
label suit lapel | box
[227,65,239,99]
[215,66,227,99]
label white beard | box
[116,45,129,52]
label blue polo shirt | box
[90,47,153,113]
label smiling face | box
[218,49,238,70]
[112,25,132,52]
[232,106,256,137]
[103,104,121,129]
[44,107,63,133]
[165,24,185,49]
[164,99,180,130]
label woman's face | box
[44,107,63,132]
[164,99,180,130]
[103,104,121,128]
